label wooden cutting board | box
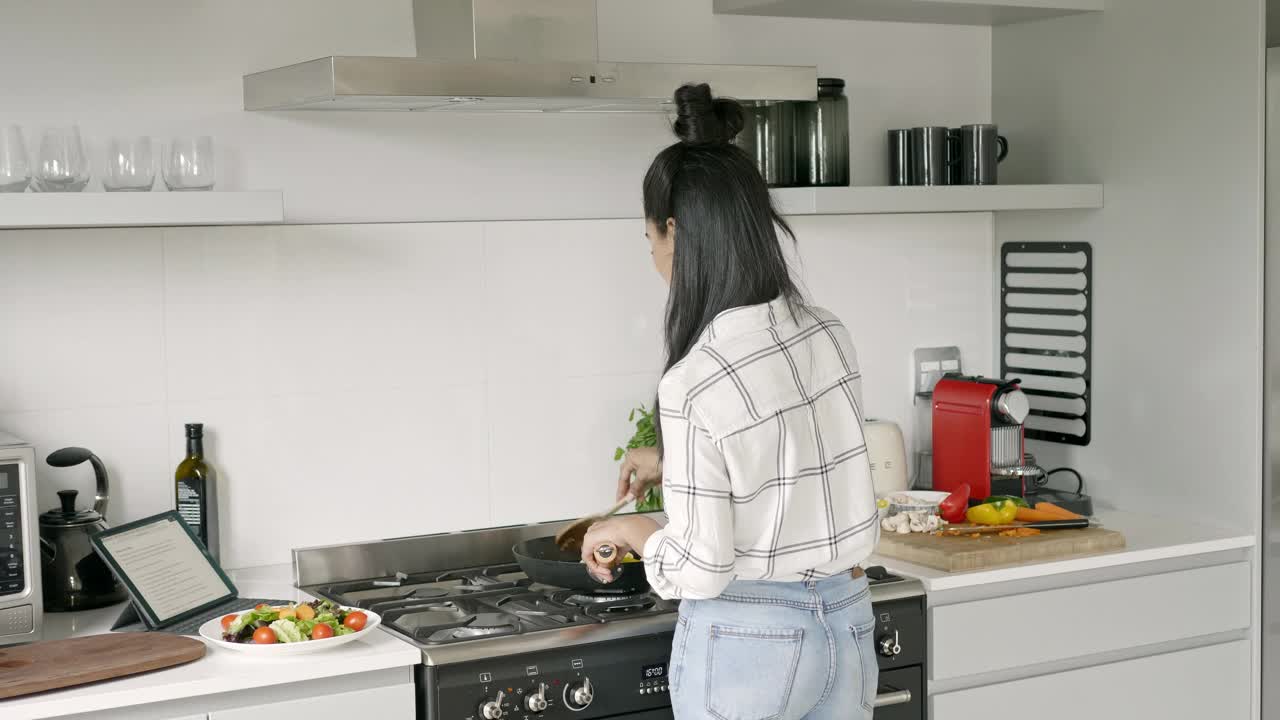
[876,526,1126,572]
[0,633,206,699]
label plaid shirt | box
[642,296,879,599]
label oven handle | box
[873,688,913,708]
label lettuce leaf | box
[269,619,305,643]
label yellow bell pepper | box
[966,500,1019,525]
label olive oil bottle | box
[175,423,219,560]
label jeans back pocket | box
[851,620,878,712]
[706,624,804,720]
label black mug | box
[909,127,957,186]
[959,124,1009,185]
[888,129,913,186]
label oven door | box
[598,669,923,720]
[874,666,924,720]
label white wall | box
[993,0,1264,528]
[995,5,1264,718]
[0,0,991,222]
[0,0,997,567]
[0,216,994,568]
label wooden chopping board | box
[0,633,205,699]
[876,526,1126,572]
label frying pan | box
[512,536,650,594]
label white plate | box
[880,490,951,514]
[198,606,381,656]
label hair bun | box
[672,83,745,146]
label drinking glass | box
[163,136,215,191]
[103,136,155,192]
[0,125,30,192]
[33,126,90,192]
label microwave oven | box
[0,432,41,645]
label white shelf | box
[772,184,1103,215]
[713,0,1102,26]
[0,191,284,229]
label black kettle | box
[39,447,127,612]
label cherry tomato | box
[252,627,277,644]
[343,611,368,632]
[220,614,239,631]
[311,623,335,640]
[254,603,269,610]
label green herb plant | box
[614,405,663,512]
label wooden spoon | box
[555,496,633,551]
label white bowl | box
[198,607,381,656]
[880,490,950,515]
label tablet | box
[90,511,239,630]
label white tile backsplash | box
[487,372,660,527]
[0,402,169,527]
[0,228,165,413]
[0,215,993,567]
[481,219,668,381]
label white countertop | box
[869,510,1256,593]
[2,564,422,720]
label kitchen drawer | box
[931,561,1249,680]
[932,640,1249,719]
[207,683,414,720]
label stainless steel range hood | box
[243,0,816,112]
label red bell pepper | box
[938,483,970,524]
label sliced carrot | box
[1015,507,1064,523]
[1034,502,1083,520]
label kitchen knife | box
[940,518,1092,534]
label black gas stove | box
[296,519,926,720]
[313,563,677,645]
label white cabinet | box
[207,684,413,720]
[931,562,1251,680]
[932,640,1250,719]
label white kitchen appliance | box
[0,432,42,645]
[864,420,909,496]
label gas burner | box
[434,568,529,592]
[355,586,449,609]
[423,613,521,643]
[492,592,577,624]
[560,591,651,606]
[582,596,658,621]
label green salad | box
[220,599,367,644]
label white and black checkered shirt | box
[641,296,879,600]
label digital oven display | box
[642,663,667,680]
[0,470,8,491]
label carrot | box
[1015,507,1064,523]
[1034,502,1083,520]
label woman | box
[582,84,881,720]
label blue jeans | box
[668,572,877,720]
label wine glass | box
[33,125,90,192]
[0,125,30,192]
[163,136,215,191]
[103,136,155,192]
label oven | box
[421,593,926,719]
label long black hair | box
[644,83,803,451]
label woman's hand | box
[617,446,662,502]
[581,515,661,584]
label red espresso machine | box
[931,374,1033,500]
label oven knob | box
[564,677,595,710]
[526,683,549,713]
[479,690,505,719]
[878,630,902,657]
